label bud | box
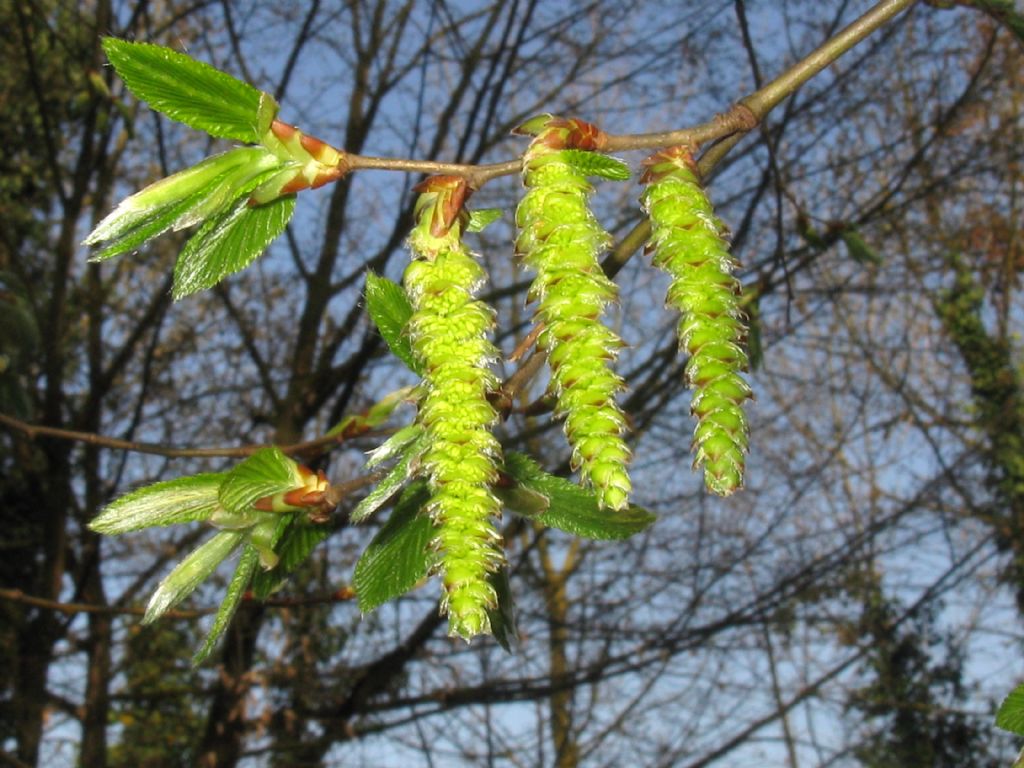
[249,119,350,204]
[252,464,336,524]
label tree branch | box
[0,412,387,459]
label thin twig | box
[0,585,356,619]
[0,412,386,459]
[508,322,545,363]
[345,105,758,187]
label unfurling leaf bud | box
[249,119,350,204]
[641,146,752,496]
[514,115,632,511]
[404,176,505,641]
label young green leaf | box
[90,473,225,535]
[364,271,421,374]
[85,148,282,262]
[208,506,261,531]
[143,530,246,623]
[561,149,631,181]
[219,447,300,515]
[364,424,423,469]
[102,37,273,143]
[354,482,435,614]
[494,482,550,518]
[351,431,429,523]
[326,386,414,439]
[466,208,503,232]
[997,683,1024,735]
[248,515,286,569]
[192,545,260,665]
[501,452,656,540]
[250,522,331,599]
[172,192,296,299]
[85,149,264,243]
[88,186,210,262]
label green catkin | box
[403,176,504,640]
[641,146,752,496]
[514,117,632,511]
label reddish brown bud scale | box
[412,176,474,238]
[279,176,311,196]
[310,167,345,189]
[560,118,608,151]
[515,115,609,158]
[250,119,350,205]
[299,132,327,158]
[640,145,700,185]
[252,466,333,513]
[270,119,297,142]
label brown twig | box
[508,322,545,363]
[0,585,356,619]
[346,105,759,187]
[0,412,386,460]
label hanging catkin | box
[514,116,632,511]
[404,176,504,640]
[641,146,751,496]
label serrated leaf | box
[466,208,503,232]
[364,272,421,374]
[192,545,259,665]
[88,185,212,262]
[501,452,656,540]
[351,431,429,523]
[90,473,225,535]
[219,447,300,515]
[494,482,550,518]
[172,191,295,299]
[250,522,331,599]
[102,38,271,143]
[997,683,1024,735]
[365,425,423,469]
[354,482,434,613]
[143,530,245,623]
[562,149,631,181]
[256,91,278,137]
[89,150,283,262]
[485,567,517,653]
